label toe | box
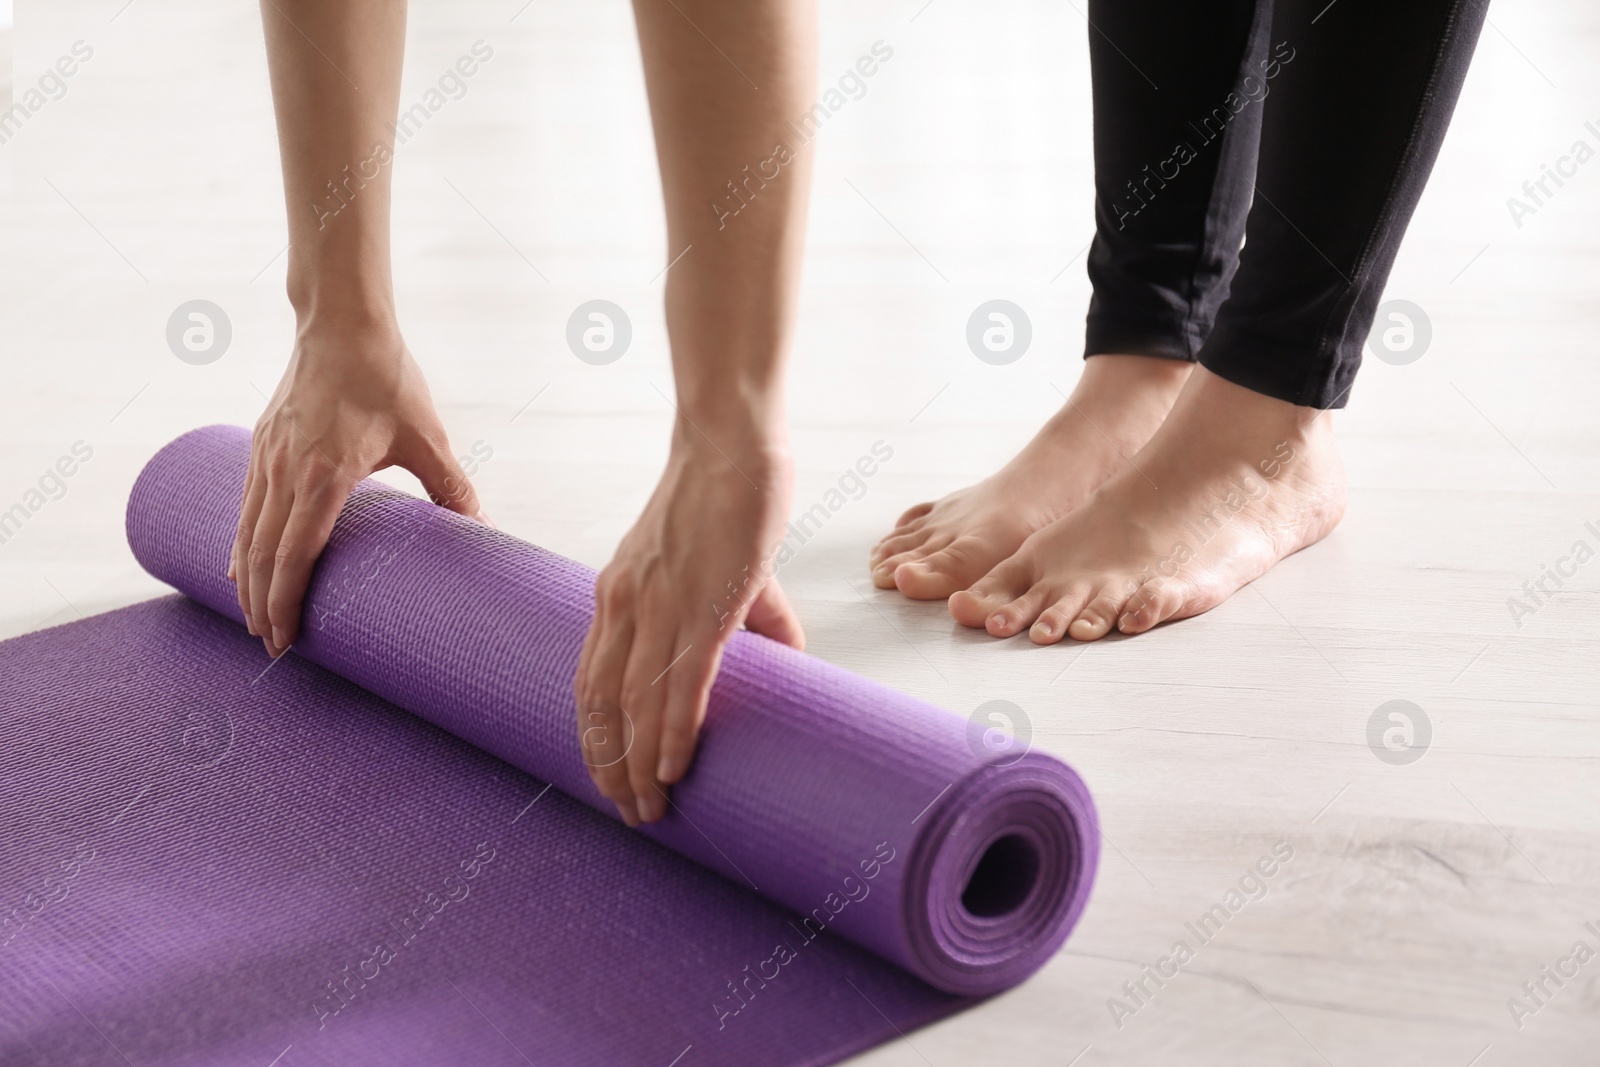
[984,583,1052,637]
[895,535,1000,601]
[894,501,934,527]
[1022,585,1093,644]
[872,536,953,588]
[870,532,912,569]
[1118,575,1180,634]
[871,526,925,564]
[948,559,1031,628]
[1067,587,1125,642]
[1028,603,1075,645]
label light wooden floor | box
[4,2,1599,1064]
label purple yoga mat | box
[0,424,1097,1066]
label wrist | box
[669,403,790,482]
[287,275,398,333]
[287,307,405,375]
[292,299,400,338]
[285,237,396,329]
[670,385,786,449]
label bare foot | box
[871,355,1192,599]
[948,367,1346,642]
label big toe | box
[894,535,1001,600]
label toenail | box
[1035,620,1055,635]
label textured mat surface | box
[0,424,1098,1066]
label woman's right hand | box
[228,321,487,659]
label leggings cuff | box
[1197,322,1357,410]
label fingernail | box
[656,756,679,784]
[272,627,286,649]
[1035,620,1056,636]
[617,801,640,828]
[476,510,496,528]
[245,617,257,637]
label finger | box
[247,480,295,656]
[232,464,268,636]
[574,583,614,801]
[743,578,804,651]
[404,429,485,522]
[656,641,725,786]
[576,610,637,821]
[266,474,354,651]
[617,634,674,824]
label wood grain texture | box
[1,1,1595,1064]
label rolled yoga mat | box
[0,424,1098,1066]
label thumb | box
[404,432,489,524]
[744,577,805,651]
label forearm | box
[632,0,818,440]
[259,0,408,327]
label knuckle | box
[577,691,613,723]
[617,684,652,716]
[295,462,336,497]
[595,574,630,614]
[246,541,274,571]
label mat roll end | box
[903,752,1099,996]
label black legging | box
[1083,0,1488,408]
